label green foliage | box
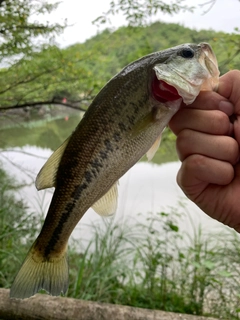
[0,46,94,110]
[82,22,240,75]
[67,209,240,319]
[1,162,240,318]
[93,0,194,26]
[0,1,239,114]
[0,0,74,110]
[0,165,42,288]
[212,29,240,73]
[68,221,134,301]
[0,20,239,112]
[0,0,64,61]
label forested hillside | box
[1,21,239,112]
[64,21,239,98]
[77,21,239,74]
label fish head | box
[152,42,220,105]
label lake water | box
[0,114,230,244]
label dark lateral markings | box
[44,200,76,257]
[90,158,104,172]
[99,150,108,160]
[127,114,135,125]
[129,101,140,115]
[118,122,127,132]
[72,182,88,200]
[85,170,92,183]
[113,131,122,142]
[64,136,121,216]
[104,139,114,152]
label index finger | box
[186,90,234,116]
[218,70,240,113]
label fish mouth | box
[198,42,219,91]
[153,43,220,105]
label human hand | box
[169,70,240,232]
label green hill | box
[0,21,239,112]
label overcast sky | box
[49,0,240,47]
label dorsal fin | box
[92,182,118,217]
[146,134,162,161]
[35,137,70,190]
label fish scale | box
[10,42,219,299]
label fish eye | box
[180,48,195,59]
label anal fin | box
[92,182,118,217]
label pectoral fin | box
[35,137,70,190]
[146,134,162,161]
[92,182,118,217]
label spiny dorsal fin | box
[35,137,70,190]
[146,134,162,161]
[92,182,118,217]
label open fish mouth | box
[153,42,220,105]
[199,42,219,91]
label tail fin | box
[10,242,69,299]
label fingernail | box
[219,101,234,116]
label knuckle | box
[176,129,193,161]
[187,154,206,169]
[210,111,229,134]
[177,154,206,190]
[226,138,239,164]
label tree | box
[0,0,64,62]
[0,0,195,113]
[93,0,194,26]
[0,0,95,112]
[0,45,96,112]
[94,0,240,74]
[0,0,239,114]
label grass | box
[67,210,240,319]
[1,164,240,319]
[0,165,44,289]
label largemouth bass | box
[10,43,219,299]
